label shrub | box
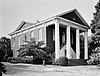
[87,47,100,65]
[7,56,33,63]
[53,56,68,66]
[7,57,17,63]
[18,56,33,63]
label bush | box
[87,47,100,65]
[7,56,33,63]
[7,57,18,63]
[53,56,68,66]
[18,56,33,63]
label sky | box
[0,0,98,38]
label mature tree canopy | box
[0,37,13,61]
[91,0,100,34]
[90,0,100,48]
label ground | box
[2,62,100,76]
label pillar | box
[66,26,71,59]
[76,29,80,59]
[55,20,60,60]
[84,31,88,59]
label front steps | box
[68,59,88,66]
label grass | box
[2,62,100,76]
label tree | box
[87,0,100,65]
[0,37,13,61]
[17,38,49,63]
[90,0,100,50]
[91,0,100,34]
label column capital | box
[54,18,60,23]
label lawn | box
[2,62,100,76]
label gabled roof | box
[15,21,34,32]
[9,8,89,36]
[56,9,89,28]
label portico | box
[53,18,88,60]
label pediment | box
[15,21,33,31]
[57,9,89,28]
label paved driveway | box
[2,62,100,76]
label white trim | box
[10,20,55,37]
[9,16,56,36]
[74,9,89,27]
[58,17,89,29]
[66,26,71,59]
[84,31,88,59]
[55,19,60,59]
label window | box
[62,32,65,43]
[38,29,42,41]
[53,29,55,41]
[18,36,20,45]
[24,35,27,43]
[12,37,15,47]
[31,31,34,38]
[71,33,74,44]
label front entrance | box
[46,25,77,59]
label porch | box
[46,19,88,60]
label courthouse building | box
[9,9,90,59]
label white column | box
[55,20,60,60]
[66,26,71,59]
[44,23,46,46]
[76,29,80,59]
[84,31,88,59]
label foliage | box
[87,47,100,65]
[0,37,13,61]
[91,0,100,34]
[89,0,100,51]
[7,56,33,63]
[80,34,92,59]
[53,56,68,66]
[17,38,49,64]
[88,0,100,65]
[46,52,55,64]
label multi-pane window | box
[38,29,42,41]
[71,33,74,44]
[62,32,65,43]
[18,36,20,45]
[31,31,34,38]
[12,37,15,47]
[24,34,27,43]
[53,29,55,41]
[25,35,27,42]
